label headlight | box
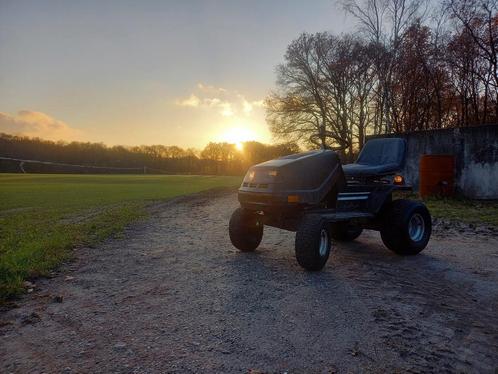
[394,175,404,185]
[287,195,299,203]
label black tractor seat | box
[343,138,406,178]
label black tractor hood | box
[238,150,345,209]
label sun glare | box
[219,127,258,150]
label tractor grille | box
[242,182,269,189]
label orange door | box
[419,155,455,197]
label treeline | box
[0,133,299,175]
[267,0,498,159]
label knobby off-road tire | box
[295,214,331,271]
[229,207,263,252]
[330,222,363,241]
[380,199,431,255]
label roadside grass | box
[0,174,241,301]
[422,197,498,227]
[394,191,498,226]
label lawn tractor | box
[228,138,432,271]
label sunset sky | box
[0,0,354,148]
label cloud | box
[241,97,265,115]
[197,82,227,94]
[175,83,264,118]
[176,94,201,107]
[0,110,82,141]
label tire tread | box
[229,208,263,252]
[380,199,431,255]
[295,214,330,271]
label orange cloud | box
[0,110,82,141]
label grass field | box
[0,174,241,301]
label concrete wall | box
[370,125,498,199]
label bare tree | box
[317,35,379,154]
[341,0,428,46]
[267,0,497,155]
[266,33,379,158]
[341,0,428,132]
[342,0,387,44]
[266,33,347,150]
[447,0,498,121]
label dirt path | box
[1,191,497,373]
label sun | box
[219,126,258,149]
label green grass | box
[0,174,241,301]
[393,192,498,226]
[423,197,498,226]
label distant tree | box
[242,141,300,166]
[184,148,200,158]
[200,142,222,161]
[200,142,242,174]
[165,145,186,159]
[0,133,258,175]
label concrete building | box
[372,125,498,199]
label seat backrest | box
[356,138,406,167]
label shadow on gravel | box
[220,233,497,372]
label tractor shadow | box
[222,228,462,313]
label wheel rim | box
[408,213,425,242]
[319,228,329,256]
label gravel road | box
[1,190,497,373]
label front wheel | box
[295,214,331,271]
[229,207,263,252]
[380,199,431,255]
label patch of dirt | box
[1,191,497,373]
[0,207,35,216]
[432,217,498,238]
[58,207,111,225]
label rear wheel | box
[330,222,363,241]
[229,207,263,252]
[380,199,431,255]
[295,214,331,271]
